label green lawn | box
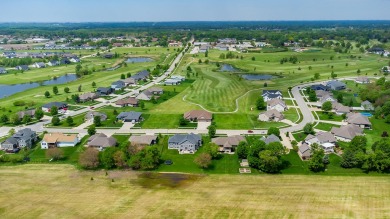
[314,122,340,131]
[317,112,344,122]
[214,113,287,130]
[283,107,300,122]
[47,113,86,128]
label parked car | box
[164,160,173,165]
[247,130,253,133]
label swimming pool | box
[360,112,373,117]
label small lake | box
[126,57,153,63]
[220,64,240,72]
[241,74,274,81]
[0,74,78,99]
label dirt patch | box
[135,172,204,188]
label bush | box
[194,153,212,169]
[79,148,100,169]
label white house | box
[267,99,287,112]
[41,133,79,149]
[262,90,283,102]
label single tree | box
[66,116,74,126]
[93,116,102,127]
[113,150,127,168]
[336,93,343,103]
[267,127,280,138]
[78,84,82,92]
[256,96,266,110]
[208,125,216,138]
[35,108,44,121]
[92,81,96,87]
[46,147,64,161]
[120,74,125,79]
[88,125,96,136]
[79,148,100,169]
[11,114,20,125]
[100,147,117,169]
[236,141,249,159]
[50,106,58,116]
[303,123,315,134]
[0,114,9,124]
[51,116,60,126]
[308,144,326,172]
[203,142,219,159]
[194,153,212,169]
[44,91,51,98]
[64,87,70,93]
[322,101,333,112]
[22,115,31,124]
[53,86,59,95]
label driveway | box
[120,122,135,130]
[74,120,93,130]
[197,121,211,130]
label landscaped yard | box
[314,122,340,131]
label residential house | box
[326,80,346,90]
[136,88,163,101]
[171,75,186,81]
[320,94,337,104]
[355,76,370,84]
[267,99,287,112]
[258,109,284,122]
[331,125,364,142]
[112,43,124,47]
[298,143,311,160]
[17,109,35,120]
[260,134,281,145]
[41,133,79,149]
[87,133,117,151]
[115,97,139,107]
[34,62,46,68]
[85,111,107,122]
[47,60,59,66]
[184,110,212,122]
[315,90,332,99]
[129,135,158,146]
[0,67,7,74]
[332,102,351,115]
[131,70,150,82]
[262,90,282,101]
[361,100,374,111]
[122,77,136,86]
[96,87,113,96]
[116,111,143,123]
[42,102,68,113]
[111,80,126,91]
[60,58,71,65]
[0,128,37,153]
[79,92,99,102]
[168,133,202,153]
[311,84,330,91]
[346,113,372,129]
[304,132,337,153]
[15,65,29,71]
[103,53,114,59]
[212,135,246,153]
[199,45,210,53]
[70,57,80,63]
[164,79,181,85]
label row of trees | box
[79,140,162,170]
[0,108,44,125]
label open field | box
[0,164,390,218]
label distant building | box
[326,80,346,91]
[41,133,79,149]
[0,128,37,153]
[116,111,143,123]
[168,133,202,153]
[262,90,282,102]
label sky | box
[0,0,390,22]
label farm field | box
[0,164,389,218]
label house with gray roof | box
[361,100,374,111]
[332,102,351,115]
[87,133,117,151]
[131,70,150,82]
[258,109,284,122]
[262,90,282,102]
[331,125,364,142]
[212,135,246,153]
[116,111,143,123]
[85,111,107,122]
[298,143,311,160]
[96,87,113,95]
[17,109,35,120]
[346,113,372,129]
[260,134,281,145]
[111,80,126,91]
[326,80,346,90]
[1,128,37,153]
[168,133,202,153]
[304,132,337,153]
[42,102,68,112]
[0,67,7,74]
[79,92,99,102]
[15,65,29,71]
[34,62,46,68]
[355,76,370,84]
[267,99,287,112]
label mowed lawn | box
[1,164,390,218]
[183,66,256,112]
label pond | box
[0,74,78,99]
[220,64,240,72]
[240,74,274,81]
[126,57,153,63]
